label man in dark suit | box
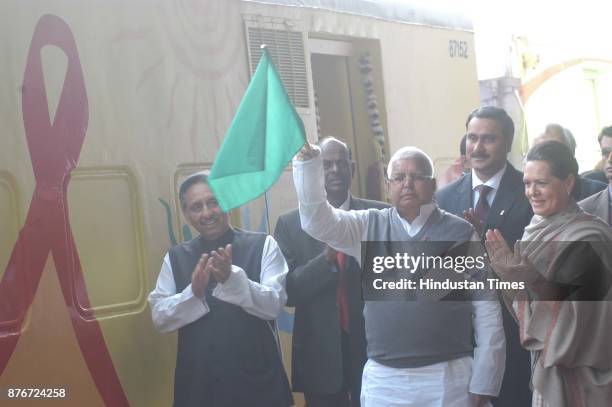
[579,126,612,225]
[274,137,388,407]
[436,106,533,406]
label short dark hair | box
[598,126,612,144]
[466,106,515,145]
[179,171,209,210]
[525,140,580,198]
[318,136,353,160]
[460,134,467,156]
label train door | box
[310,38,389,201]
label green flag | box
[208,48,306,212]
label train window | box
[0,172,20,280]
[67,168,146,319]
[0,172,31,334]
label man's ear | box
[385,177,391,200]
[505,136,514,154]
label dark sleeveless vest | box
[169,228,293,407]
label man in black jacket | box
[436,106,533,407]
[149,172,292,407]
[274,137,388,407]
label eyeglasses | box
[601,148,612,157]
[388,173,433,184]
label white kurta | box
[293,154,505,406]
[148,235,288,333]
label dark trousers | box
[493,303,532,406]
[305,332,360,407]
[304,392,349,407]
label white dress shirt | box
[148,234,288,333]
[293,154,506,398]
[471,164,507,207]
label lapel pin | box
[499,210,505,216]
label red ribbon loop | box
[0,14,129,406]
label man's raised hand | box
[295,142,320,161]
[324,244,338,263]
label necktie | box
[474,185,493,232]
[336,252,349,333]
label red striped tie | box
[336,252,349,333]
[474,185,493,233]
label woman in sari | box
[485,140,612,407]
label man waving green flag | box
[209,47,306,212]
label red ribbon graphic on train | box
[0,14,129,406]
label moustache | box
[203,215,219,225]
[471,153,489,159]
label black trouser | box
[305,332,360,407]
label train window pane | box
[0,173,20,285]
[68,168,146,318]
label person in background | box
[579,126,612,225]
[436,106,533,407]
[148,172,292,407]
[533,123,607,200]
[440,134,471,187]
[274,137,389,407]
[582,126,612,185]
[486,140,612,407]
[293,143,505,407]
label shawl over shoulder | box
[514,202,612,407]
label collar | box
[199,227,234,252]
[472,162,507,191]
[339,193,352,210]
[396,201,437,236]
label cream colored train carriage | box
[0,1,479,405]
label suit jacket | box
[578,176,607,201]
[579,187,611,225]
[435,163,533,244]
[274,196,389,397]
[435,163,534,407]
[582,169,608,185]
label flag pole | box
[263,190,271,234]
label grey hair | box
[179,171,209,210]
[386,146,434,178]
[544,123,576,156]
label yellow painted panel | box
[0,172,20,283]
[0,256,105,407]
[67,167,146,317]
